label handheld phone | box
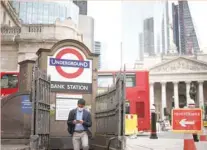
[76,120,81,123]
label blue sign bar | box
[21,95,32,114]
[49,58,90,68]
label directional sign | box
[172,108,202,133]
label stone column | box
[173,81,179,108]
[161,82,167,120]
[186,81,191,105]
[150,82,155,109]
[198,81,204,108]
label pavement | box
[1,145,30,150]
[125,131,207,150]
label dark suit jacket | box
[67,108,92,135]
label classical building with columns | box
[147,56,207,120]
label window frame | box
[1,74,19,89]
[125,74,136,87]
[97,75,114,88]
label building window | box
[1,74,18,88]
[136,102,145,118]
[19,2,27,23]
[126,75,136,87]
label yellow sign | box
[125,114,138,135]
[204,121,207,127]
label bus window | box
[98,75,113,87]
[115,73,136,87]
[1,74,18,88]
[126,75,136,87]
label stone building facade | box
[1,0,93,72]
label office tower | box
[172,1,200,54]
[161,1,170,54]
[73,0,87,15]
[161,15,165,54]
[164,1,170,53]
[94,41,101,69]
[172,3,179,52]
[9,0,79,25]
[138,33,144,61]
[157,34,161,54]
[143,17,154,56]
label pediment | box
[149,57,207,73]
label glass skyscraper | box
[143,17,155,55]
[73,0,87,15]
[172,1,200,54]
[9,0,79,25]
[94,41,101,69]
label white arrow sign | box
[179,119,195,127]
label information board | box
[21,95,32,114]
[55,94,82,120]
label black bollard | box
[150,110,158,139]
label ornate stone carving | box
[1,26,21,34]
[151,58,207,73]
[28,25,42,32]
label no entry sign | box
[172,108,202,133]
[47,47,92,93]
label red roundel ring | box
[55,48,84,78]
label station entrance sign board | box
[172,108,202,133]
[47,47,92,93]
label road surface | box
[126,131,207,150]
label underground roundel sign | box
[47,47,92,93]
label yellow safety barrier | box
[125,114,138,135]
[204,121,207,127]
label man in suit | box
[67,99,92,150]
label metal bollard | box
[150,105,158,139]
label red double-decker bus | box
[97,70,150,132]
[0,72,19,97]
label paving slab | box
[126,137,207,150]
[1,145,30,150]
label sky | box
[88,1,122,70]
[88,1,207,70]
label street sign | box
[172,108,202,133]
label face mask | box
[78,107,83,111]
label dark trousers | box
[193,134,199,142]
